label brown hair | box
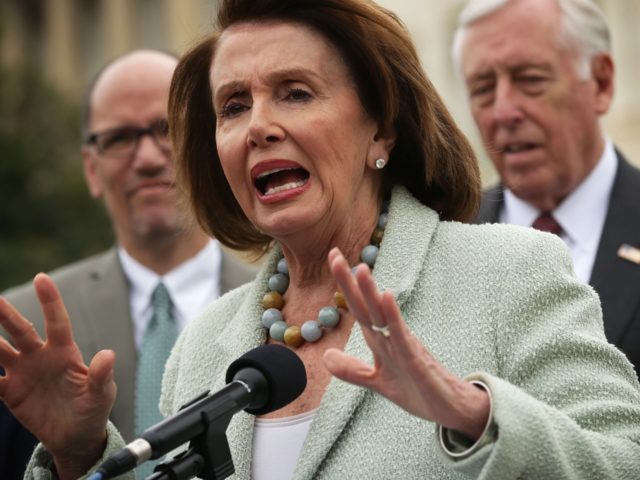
[169,0,480,253]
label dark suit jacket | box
[0,245,257,477]
[0,368,38,480]
[476,152,640,378]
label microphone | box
[92,344,306,480]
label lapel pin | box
[617,244,640,265]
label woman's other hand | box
[325,248,490,441]
[0,273,116,480]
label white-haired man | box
[454,0,640,377]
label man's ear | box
[591,52,614,115]
[82,147,103,199]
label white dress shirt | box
[501,138,617,283]
[118,239,222,351]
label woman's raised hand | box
[324,248,490,441]
[0,273,116,480]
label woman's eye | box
[220,102,248,118]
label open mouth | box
[254,167,310,196]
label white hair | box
[452,0,611,80]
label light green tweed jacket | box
[27,186,640,479]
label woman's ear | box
[368,125,397,170]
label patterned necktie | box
[134,282,177,478]
[532,211,563,236]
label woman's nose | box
[246,102,285,148]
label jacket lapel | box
[214,187,439,480]
[294,186,439,479]
[81,249,137,440]
[222,253,277,480]
[589,152,640,344]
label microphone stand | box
[94,344,305,480]
[146,384,248,480]
[146,407,235,480]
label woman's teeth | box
[264,180,306,196]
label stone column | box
[601,0,640,165]
[98,0,135,59]
[164,0,211,53]
[43,0,80,95]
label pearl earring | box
[375,158,386,169]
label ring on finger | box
[371,323,391,338]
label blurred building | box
[2,0,638,185]
[1,0,218,96]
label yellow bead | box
[284,325,304,347]
[334,291,347,309]
[370,228,384,246]
[262,291,284,309]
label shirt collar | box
[117,239,222,323]
[554,138,617,250]
[501,190,539,228]
[502,138,617,250]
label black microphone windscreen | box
[225,344,306,415]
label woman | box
[2,0,640,478]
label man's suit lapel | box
[477,158,640,346]
[589,153,640,345]
[476,156,640,377]
[219,247,257,295]
[82,249,137,441]
[475,185,504,224]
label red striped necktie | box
[532,212,562,235]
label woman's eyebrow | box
[214,66,325,99]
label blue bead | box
[268,273,289,294]
[378,213,388,229]
[261,308,283,329]
[301,320,322,342]
[277,258,289,275]
[318,306,340,328]
[269,321,287,341]
[360,245,379,268]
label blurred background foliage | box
[0,19,112,291]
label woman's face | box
[210,21,394,240]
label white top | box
[501,138,617,283]
[118,239,222,351]
[251,410,317,480]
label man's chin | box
[133,214,190,240]
[508,180,562,211]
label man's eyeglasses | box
[85,119,171,158]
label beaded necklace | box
[261,203,388,348]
